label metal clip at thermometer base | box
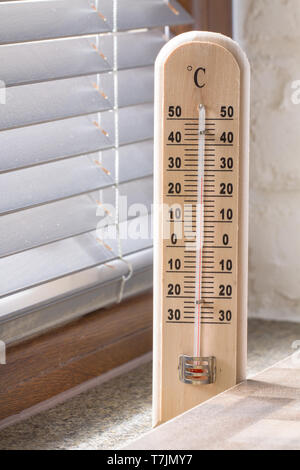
[179,356,216,385]
[153,31,250,427]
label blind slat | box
[0,178,153,258]
[1,29,166,87]
[0,104,154,173]
[0,0,191,44]
[0,215,152,298]
[0,248,153,333]
[0,67,154,131]
[0,140,153,215]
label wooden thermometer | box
[153,32,250,426]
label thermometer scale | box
[153,32,250,426]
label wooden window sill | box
[0,293,153,422]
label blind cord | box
[113,0,133,303]
[95,0,103,210]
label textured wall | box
[233,0,300,321]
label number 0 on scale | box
[153,32,250,426]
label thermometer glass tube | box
[194,104,206,358]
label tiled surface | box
[127,356,300,450]
[0,319,299,450]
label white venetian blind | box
[0,0,191,343]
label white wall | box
[233,0,300,322]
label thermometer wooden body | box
[153,32,250,426]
